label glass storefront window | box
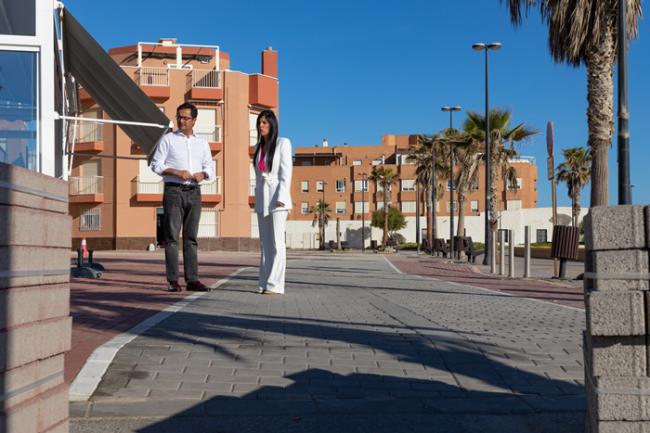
[0,0,36,36]
[0,50,38,170]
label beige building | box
[69,39,278,250]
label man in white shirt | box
[150,102,214,292]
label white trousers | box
[257,210,288,294]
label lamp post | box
[618,0,631,204]
[359,172,367,252]
[441,106,462,259]
[430,149,436,257]
[416,179,420,254]
[472,42,501,266]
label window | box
[301,181,309,192]
[336,201,346,214]
[377,201,392,210]
[336,179,346,192]
[316,181,324,192]
[0,0,35,36]
[377,183,392,192]
[447,180,458,191]
[354,180,368,192]
[371,159,382,166]
[301,202,309,215]
[507,200,522,210]
[195,108,217,142]
[401,179,416,192]
[249,112,259,146]
[536,229,548,243]
[0,50,38,170]
[78,110,103,143]
[198,209,218,237]
[352,160,362,166]
[397,154,414,165]
[402,201,416,213]
[471,200,479,212]
[508,177,523,190]
[80,208,101,231]
[354,201,369,214]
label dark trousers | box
[163,184,201,282]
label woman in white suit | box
[253,110,292,294]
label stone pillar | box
[0,162,72,433]
[583,205,649,433]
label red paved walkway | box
[387,254,584,310]
[67,251,258,383]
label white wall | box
[285,207,588,249]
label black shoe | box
[186,280,210,292]
[166,280,182,292]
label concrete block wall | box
[0,162,71,433]
[584,205,650,432]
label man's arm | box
[151,135,193,181]
[193,141,214,183]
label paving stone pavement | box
[71,253,586,433]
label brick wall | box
[0,162,72,433]
[583,205,650,432]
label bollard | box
[499,230,505,276]
[508,229,515,278]
[524,225,531,278]
[76,249,83,268]
[490,234,497,274]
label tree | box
[409,135,448,248]
[310,200,331,250]
[463,109,537,239]
[503,0,642,206]
[371,205,407,240]
[556,147,592,226]
[369,166,399,246]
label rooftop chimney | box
[159,38,177,46]
[262,47,278,78]
[322,138,329,148]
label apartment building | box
[289,134,538,224]
[69,38,278,250]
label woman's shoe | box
[263,290,283,295]
[257,288,265,294]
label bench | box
[434,238,448,258]
[462,237,484,263]
[340,241,350,251]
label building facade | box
[69,39,278,250]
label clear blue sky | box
[64,0,649,208]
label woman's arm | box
[276,138,293,207]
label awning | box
[61,9,169,157]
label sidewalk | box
[70,252,585,433]
[68,251,259,383]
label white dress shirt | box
[150,130,214,185]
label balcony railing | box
[69,176,103,195]
[75,122,103,143]
[191,69,221,88]
[196,125,222,143]
[249,179,256,196]
[137,177,221,195]
[137,67,170,87]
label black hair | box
[254,110,279,172]
[176,102,198,119]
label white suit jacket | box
[254,137,293,216]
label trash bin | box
[370,240,378,250]
[551,225,580,278]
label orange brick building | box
[289,134,538,223]
[69,39,278,250]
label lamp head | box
[487,42,502,50]
[472,43,486,51]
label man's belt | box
[164,182,199,191]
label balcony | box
[248,179,256,205]
[69,176,104,203]
[73,122,104,153]
[188,70,223,100]
[135,67,171,99]
[249,74,278,108]
[135,177,221,203]
[196,125,223,153]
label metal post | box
[321,183,326,249]
[508,229,515,278]
[618,0,631,204]
[431,151,436,257]
[524,225,531,278]
[490,234,497,274]
[416,181,421,254]
[499,230,505,276]
[360,174,366,252]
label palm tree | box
[310,199,331,250]
[409,135,448,249]
[556,147,592,226]
[369,166,398,246]
[463,109,537,239]
[503,0,642,206]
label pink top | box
[258,147,266,172]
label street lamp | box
[359,172,367,252]
[472,42,501,266]
[618,0,631,204]
[441,105,462,259]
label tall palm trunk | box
[586,25,615,207]
[382,192,389,246]
[424,187,432,248]
[489,148,500,234]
